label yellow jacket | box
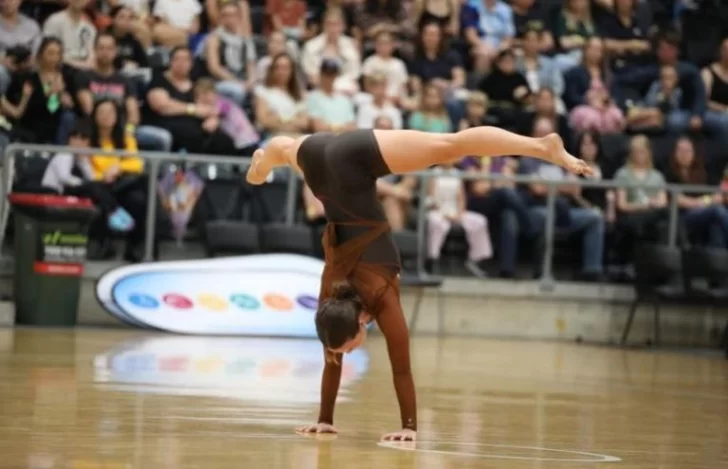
[90,134,143,180]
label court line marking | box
[377,441,622,463]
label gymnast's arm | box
[376,290,417,431]
[317,351,344,425]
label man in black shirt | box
[76,31,170,151]
[511,0,554,52]
[598,4,652,72]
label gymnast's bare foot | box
[246,149,272,185]
[543,133,593,177]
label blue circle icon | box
[129,293,159,309]
[230,294,260,310]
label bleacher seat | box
[204,220,260,256]
[259,222,314,255]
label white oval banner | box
[96,254,327,336]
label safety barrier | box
[1,143,725,290]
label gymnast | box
[245,128,591,442]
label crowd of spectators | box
[1,0,728,278]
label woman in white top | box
[360,31,409,102]
[427,162,492,276]
[254,53,308,141]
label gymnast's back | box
[296,130,400,267]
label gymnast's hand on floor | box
[296,423,338,435]
[381,429,417,442]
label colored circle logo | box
[230,294,260,310]
[198,294,227,311]
[163,293,193,309]
[296,295,318,310]
[129,293,159,309]
[263,293,294,311]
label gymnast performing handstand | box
[245,127,591,442]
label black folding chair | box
[259,223,315,255]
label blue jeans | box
[703,110,728,136]
[136,125,173,151]
[682,204,728,248]
[665,110,692,134]
[215,80,247,107]
[530,206,605,274]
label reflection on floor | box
[1,329,727,469]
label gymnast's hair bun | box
[331,281,359,301]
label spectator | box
[511,0,554,52]
[0,0,41,93]
[266,0,307,40]
[614,134,668,245]
[151,0,201,47]
[574,131,615,217]
[520,88,572,147]
[254,53,308,139]
[470,0,514,61]
[41,119,135,233]
[553,0,596,72]
[357,0,409,42]
[145,47,239,154]
[202,0,257,107]
[89,98,149,262]
[307,59,356,132]
[194,78,260,151]
[599,0,651,72]
[524,116,605,280]
[361,31,409,102]
[515,28,564,111]
[256,31,290,84]
[76,32,171,151]
[408,82,451,133]
[357,73,403,129]
[301,7,361,94]
[626,64,682,132]
[2,37,76,144]
[308,0,358,40]
[478,49,530,129]
[43,0,97,70]
[409,21,465,121]
[0,46,33,98]
[667,136,728,248]
[106,6,149,70]
[206,0,252,36]
[426,161,492,277]
[701,38,728,136]
[615,28,706,134]
[458,90,496,129]
[412,0,459,34]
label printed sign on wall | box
[96,254,327,337]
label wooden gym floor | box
[0,329,726,469]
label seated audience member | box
[361,31,409,102]
[256,31,291,83]
[76,32,171,151]
[41,119,134,233]
[106,6,149,70]
[468,0,514,70]
[458,90,497,129]
[574,131,615,219]
[301,8,361,94]
[357,73,403,129]
[563,37,612,110]
[151,0,201,47]
[0,46,34,100]
[202,0,257,106]
[409,21,465,119]
[553,0,596,73]
[412,0,459,35]
[510,0,554,52]
[516,28,564,112]
[701,38,728,136]
[307,0,358,40]
[520,88,571,147]
[427,161,492,277]
[615,28,705,134]
[598,0,651,73]
[266,0,307,40]
[205,0,252,35]
[478,49,530,129]
[145,47,239,154]
[0,0,41,94]
[614,135,668,245]
[626,64,682,132]
[89,98,149,262]
[523,117,605,280]
[254,53,308,139]
[356,0,410,42]
[194,78,260,151]
[667,136,728,248]
[307,59,356,132]
[2,37,76,144]
[43,0,97,70]
[408,82,451,133]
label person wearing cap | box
[306,58,356,133]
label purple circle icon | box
[296,295,318,310]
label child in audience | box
[408,82,451,133]
[427,161,492,277]
[356,73,403,129]
[568,81,625,134]
[194,78,260,151]
[627,65,682,130]
[458,91,497,130]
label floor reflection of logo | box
[230,294,260,310]
[129,294,159,309]
[263,293,294,311]
[163,293,193,309]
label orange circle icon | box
[263,293,293,311]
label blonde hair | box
[466,91,488,106]
[194,77,217,96]
[628,135,653,169]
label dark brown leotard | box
[297,129,417,431]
